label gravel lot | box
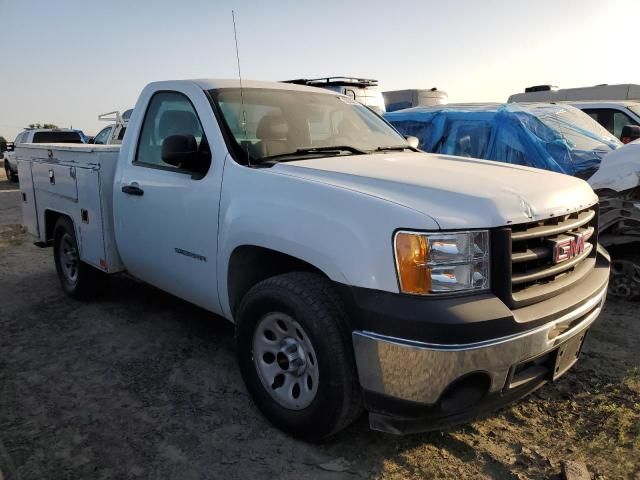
[0,164,638,479]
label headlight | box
[394,230,490,295]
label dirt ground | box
[0,164,638,480]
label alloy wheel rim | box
[59,233,79,283]
[252,312,319,410]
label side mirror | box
[162,134,198,167]
[621,125,640,144]
[87,137,95,144]
[405,135,420,149]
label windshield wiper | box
[295,145,367,155]
[259,145,367,163]
[373,145,417,152]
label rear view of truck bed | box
[16,144,124,273]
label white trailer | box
[383,88,448,112]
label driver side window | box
[135,91,211,176]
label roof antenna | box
[232,10,250,166]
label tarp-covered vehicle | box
[385,103,620,179]
[386,104,640,299]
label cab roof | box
[190,78,337,95]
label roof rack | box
[283,77,379,88]
[524,85,559,93]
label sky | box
[0,0,638,138]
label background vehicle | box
[4,128,84,182]
[92,109,133,145]
[16,79,609,440]
[383,88,448,112]
[283,77,386,114]
[73,129,90,144]
[387,103,639,299]
[588,138,640,299]
[569,101,640,140]
[508,85,640,141]
[508,83,640,103]
[384,102,620,178]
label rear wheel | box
[53,217,106,299]
[4,163,17,183]
[236,272,362,441]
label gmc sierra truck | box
[16,79,610,441]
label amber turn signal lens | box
[395,232,431,294]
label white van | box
[508,84,640,103]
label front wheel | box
[53,217,106,299]
[235,272,362,441]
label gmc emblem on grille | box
[549,229,593,264]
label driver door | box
[113,90,221,312]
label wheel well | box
[44,210,71,242]
[227,246,324,316]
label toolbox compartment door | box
[75,167,107,271]
[16,160,40,237]
[32,162,78,201]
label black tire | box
[53,216,106,299]
[235,272,362,441]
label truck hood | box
[273,152,597,229]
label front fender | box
[217,159,437,320]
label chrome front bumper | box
[352,283,607,405]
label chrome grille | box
[509,207,598,305]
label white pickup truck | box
[92,109,133,145]
[4,128,84,182]
[16,79,610,440]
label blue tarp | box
[385,103,621,179]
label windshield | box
[628,104,640,118]
[528,105,621,151]
[209,88,407,164]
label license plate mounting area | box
[552,330,588,381]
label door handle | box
[121,183,144,196]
